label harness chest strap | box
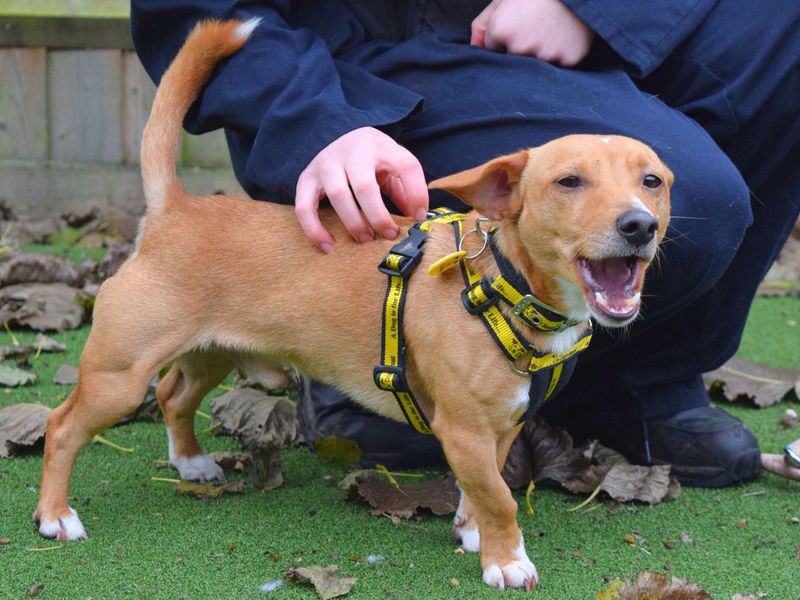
[373,209,466,434]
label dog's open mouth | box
[576,256,645,323]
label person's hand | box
[471,0,595,67]
[295,127,429,253]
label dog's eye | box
[643,174,662,189]
[557,176,581,188]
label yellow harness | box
[374,209,592,434]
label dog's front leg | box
[435,418,537,590]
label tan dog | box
[33,19,671,591]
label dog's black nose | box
[616,210,658,247]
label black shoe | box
[297,378,445,469]
[599,406,762,487]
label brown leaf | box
[0,254,84,287]
[704,356,799,408]
[211,387,299,450]
[597,571,713,599]
[0,404,50,457]
[0,282,87,331]
[600,464,676,504]
[502,416,593,489]
[350,473,458,519]
[207,451,251,472]
[173,479,244,500]
[250,445,284,491]
[52,364,78,385]
[337,469,378,491]
[94,241,133,282]
[284,565,357,599]
[502,417,680,504]
[0,364,37,387]
[0,333,66,362]
[33,333,66,353]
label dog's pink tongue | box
[589,257,631,297]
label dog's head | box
[429,135,672,328]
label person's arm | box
[131,1,428,251]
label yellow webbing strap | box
[491,275,567,333]
[543,363,564,401]
[374,209,468,435]
[527,329,593,373]
[457,222,532,362]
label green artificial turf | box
[1,298,798,599]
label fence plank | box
[0,48,46,160]
[122,51,155,165]
[48,49,123,163]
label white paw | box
[453,518,480,552]
[172,454,224,482]
[482,541,538,590]
[36,507,88,541]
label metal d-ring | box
[508,358,532,377]
[458,217,493,260]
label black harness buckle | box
[377,226,428,278]
[461,278,499,315]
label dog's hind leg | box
[434,417,536,590]
[34,270,200,540]
[157,351,235,481]
[34,356,157,540]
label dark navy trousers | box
[132,1,800,443]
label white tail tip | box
[235,17,262,41]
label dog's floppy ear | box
[428,151,529,219]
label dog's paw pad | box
[36,507,88,541]
[173,454,224,482]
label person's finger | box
[470,0,499,46]
[386,151,429,221]
[295,171,334,252]
[318,163,374,243]
[346,164,398,240]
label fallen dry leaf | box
[704,356,799,408]
[207,451,251,472]
[250,445,284,491]
[502,416,680,505]
[337,469,378,491]
[173,479,244,500]
[315,435,362,466]
[597,571,713,600]
[0,333,66,361]
[0,364,37,387]
[284,565,357,599]
[0,253,84,287]
[52,364,78,385]
[211,387,299,450]
[349,473,458,519]
[0,403,50,457]
[0,282,88,331]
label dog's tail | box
[140,18,260,212]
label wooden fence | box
[0,3,242,238]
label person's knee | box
[656,147,751,297]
